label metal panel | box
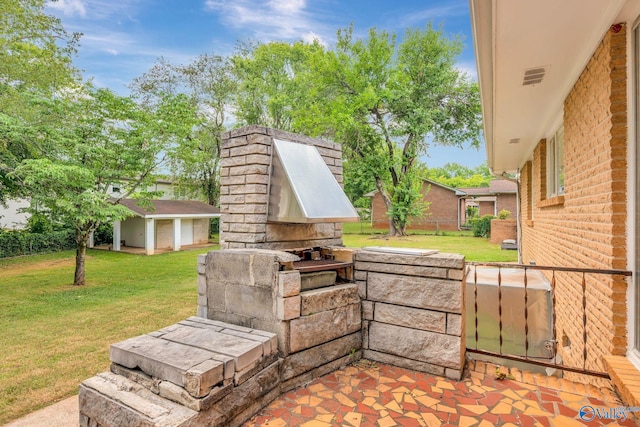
[466,266,553,358]
[268,139,359,223]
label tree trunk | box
[74,231,87,286]
[375,176,406,237]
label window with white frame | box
[547,126,565,197]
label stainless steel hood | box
[267,139,359,223]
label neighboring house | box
[108,199,220,255]
[366,178,515,231]
[0,179,181,231]
[459,179,518,218]
[0,198,29,230]
[470,0,640,396]
[366,178,466,231]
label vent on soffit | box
[522,66,548,86]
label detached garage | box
[112,199,220,255]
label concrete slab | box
[5,395,78,427]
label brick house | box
[470,0,640,397]
[366,178,466,231]
[367,178,516,232]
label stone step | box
[110,317,277,398]
[79,372,197,427]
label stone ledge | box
[603,355,640,408]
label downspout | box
[500,171,522,263]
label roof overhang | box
[469,0,631,175]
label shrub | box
[94,223,113,246]
[497,209,511,220]
[471,214,494,238]
[0,229,75,258]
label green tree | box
[131,53,236,205]
[298,25,482,235]
[0,0,80,203]
[14,86,168,285]
[424,162,492,188]
[231,40,324,131]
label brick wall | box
[155,220,173,249]
[490,219,517,244]
[193,219,210,244]
[219,126,345,250]
[371,181,461,231]
[496,194,517,218]
[519,25,628,380]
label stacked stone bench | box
[79,317,279,427]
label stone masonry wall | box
[355,249,466,380]
[519,25,627,381]
[197,248,362,393]
[219,125,345,250]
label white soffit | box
[471,0,627,174]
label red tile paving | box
[244,360,640,427]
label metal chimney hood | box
[267,139,360,223]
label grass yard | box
[0,231,515,424]
[0,247,215,424]
[343,225,518,263]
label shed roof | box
[120,199,220,219]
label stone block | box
[354,270,367,281]
[197,294,207,307]
[448,269,465,281]
[357,281,367,299]
[207,361,281,426]
[355,250,465,269]
[362,350,445,377]
[280,332,361,381]
[233,352,279,386]
[79,373,197,426]
[280,353,356,394]
[276,295,301,320]
[197,274,207,295]
[224,285,273,320]
[159,324,264,373]
[110,334,224,397]
[289,304,361,353]
[362,300,374,320]
[354,261,448,279]
[277,271,301,297]
[374,303,446,333]
[110,364,160,394]
[362,321,369,349]
[205,251,252,285]
[246,174,270,184]
[246,132,272,145]
[445,367,464,381]
[300,284,359,315]
[367,272,462,313]
[447,313,463,336]
[368,322,463,370]
[251,253,281,288]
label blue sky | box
[47,0,485,168]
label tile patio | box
[244,360,639,427]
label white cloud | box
[47,0,87,17]
[396,1,468,27]
[204,0,332,43]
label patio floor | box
[244,360,638,427]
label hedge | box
[0,229,76,258]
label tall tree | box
[231,40,324,132]
[424,162,492,188]
[14,86,169,285]
[298,25,482,235]
[131,54,236,205]
[0,0,80,203]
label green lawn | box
[343,223,517,262]
[0,232,515,424]
[0,247,215,424]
